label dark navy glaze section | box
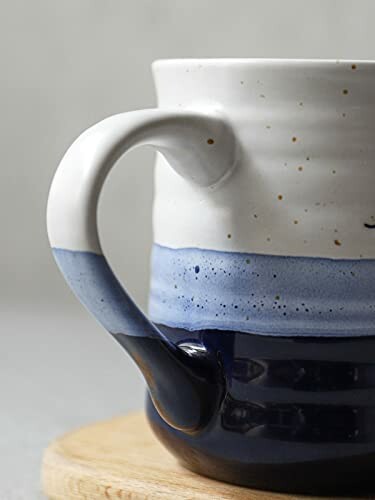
[114,333,225,433]
[150,243,375,336]
[147,325,375,494]
[52,248,224,433]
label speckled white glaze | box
[153,59,375,259]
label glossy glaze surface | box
[147,325,375,494]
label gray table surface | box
[2,304,145,499]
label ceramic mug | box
[47,59,375,495]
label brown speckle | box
[266,125,271,129]
[303,239,308,244]
[334,229,338,233]
[260,94,266,98]
[298,166,303,171]
[304,208,308,213]
[277,194,283,200]
[227,233,232,239]
[266,237,271,242]
[240,80,244,85]
[293,220,299,224]
[351,64,357,70]
[334,239,342,246]
[207,138,214,145]
[292,136,297,142]
[332,170,336,174]
[342,89,349,95]
[253,214,258,219]
[299,102,303,106]
[306,156,310,161]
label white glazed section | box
[153,59,375,259]
[47,109,237,253]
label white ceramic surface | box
[48,59,375,260]
[153,59,375,259]
[47,108,237,253]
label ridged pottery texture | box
[47,59,375,494]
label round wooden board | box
[41,411,365,500]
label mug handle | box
[47,109,237,433]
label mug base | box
[148,406,375,496]
[147,326,375,496]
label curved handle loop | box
[48,109,237,252]
[47,109,236,433]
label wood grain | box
[41,412,363,499]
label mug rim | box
[152,57,375,69]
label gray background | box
[2,1,375,498]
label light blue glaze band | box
[52,248,157,338]
[53,245,375,338]
[149,244,375,337]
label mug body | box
[146,59,375,493]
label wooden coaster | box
[41,411,361,499]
